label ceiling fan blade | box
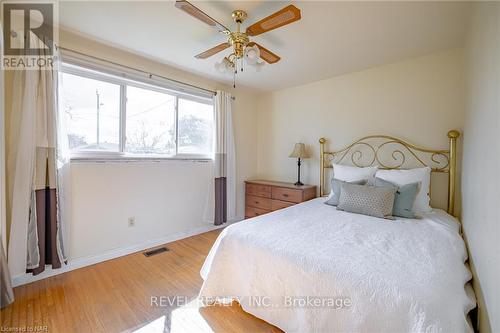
[247,42,281,64]
[175,0,230,34]
[195,43,230,59]
[246,5,301,37]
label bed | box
[199,130,476,332]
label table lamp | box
[289,143,309,186]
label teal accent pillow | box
[325,178,367,206]
[373,177,419,218]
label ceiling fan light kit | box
[244,45,261,65]
[175,0,301,87]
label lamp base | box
[294,181,304,186]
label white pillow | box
[328,164,378,198]
[375,167,431,213]
[333,163,378,182]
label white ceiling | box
[59,1,471,91]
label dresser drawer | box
[272,187,302,203]
[246,195,272,210]
[246,183,272,198]
[271,199,295,211]
[245,206,270,218]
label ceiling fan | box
[175,0,301,87]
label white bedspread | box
[199,198,476,333]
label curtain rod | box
[56,45,217,96]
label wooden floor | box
[0,230,282,333]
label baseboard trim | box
[11,222,234,287]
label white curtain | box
[55,62,71,266]
[0,23,14,308]
[7,60,38,276]
[7,38,69,277]
[0,244,13,308]
[211,91,236,225]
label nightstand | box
[245,180,317,218]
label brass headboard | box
[319,130,460,216]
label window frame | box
[60,62,215,161]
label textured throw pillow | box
[373,178,419,218]
[325,178,367,206]
[375,167,431,213]
[337,183,396,219]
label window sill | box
[70,155,213,163]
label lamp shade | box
[289,143,309,158]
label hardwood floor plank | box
[1,229,281,333]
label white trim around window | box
[59,52,215,162]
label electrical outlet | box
[128,217,135,227]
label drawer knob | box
[283,194,289,197]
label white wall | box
[70,161,213,259]
[462,3,500,332]
[257,49,465,211]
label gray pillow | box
[372,178,419,219]
[325,178,367,206]
[337,183,396,219]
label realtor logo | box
[1,2,58,70]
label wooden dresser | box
[245,180,317,218]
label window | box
[60,73,121,152]
[125,86,176,155]
[177,98,214,155]
[59,62,214,159]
